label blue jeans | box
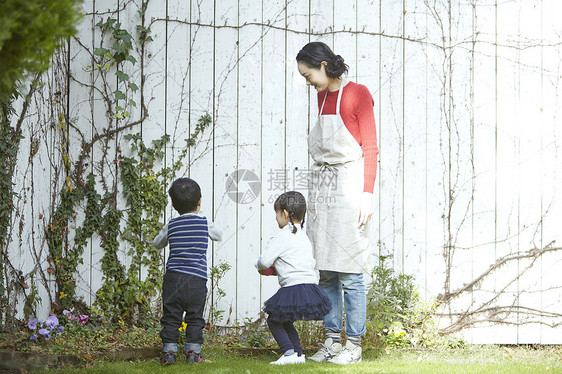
[319,271,366,337]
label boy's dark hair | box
[168,177,201,214]
[274,191,306,234]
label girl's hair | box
[296,41,349,78]
[274,191,306,234]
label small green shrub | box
[206,261,232,326]
[365,255,461,349]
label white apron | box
[307,80,371,274]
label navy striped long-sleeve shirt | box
[153,213,222,280]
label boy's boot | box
[184,342,204,364]
[160,343,178,365]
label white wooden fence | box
[8,0,562,344]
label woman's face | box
[298,61,330,92]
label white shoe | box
[270,352,306,365]
[328,340,362,365]
[307,338,343,362]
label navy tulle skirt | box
[263,283,332,323]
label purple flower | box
[62,308,74,321]
[38,328,50,341]
[27,318,39,330]
[38,328,49,336]
[57,325,64,334]
[45,315,59,329]
[77,315,88,325]
[30,334,37,342]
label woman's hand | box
[358,192,373,227]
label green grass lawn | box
[36,346,562,373]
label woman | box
[296,41,378,365]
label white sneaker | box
[307,338,343,362]
[270,353,306,365]
[328,340,362,365]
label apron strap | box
[319,91,329,115]
[336,80,347,114]
[319,79,347,115]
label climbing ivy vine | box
[0,0,82,328]
[11,0,213,325]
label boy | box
[153,177,222,364]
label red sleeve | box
[354,87,379,193]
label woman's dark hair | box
[168,177,201,214]
[296,41,348,78]
[274,191,306,234]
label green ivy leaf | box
[94,47,110,56]
[116,71,129,82]
[114,90,126,101]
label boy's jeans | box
[160,271,207,352]
[319,271,367,337]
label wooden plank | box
[535,0,562,344]
[260,0,288,313]
[286,0,310,184]
[111,1,135,306]
[468,0,497,344]
[357,0,381,272]
[333,0,357,82]
[68,1,97,307]
[310,0,333,45]
[402,0,428,302]
[422,0,450,333]
[236,0,265,322]
[88,0,121,315]
[164,0,192,195]
[379,0,405,273]
[492,0,521,344]
[212,0,239,325]
[115,0,151,301]
[308,0,334,145]
[444,0,476,343]
[514,0,543,344]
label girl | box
[256,191,331,365]
[296,41,379,365]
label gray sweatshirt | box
[256,224,319,287]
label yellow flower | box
[179,322,187,332]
